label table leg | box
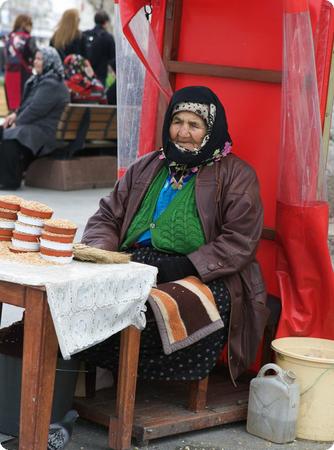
[19,288,58,450]
[109,326,141,450]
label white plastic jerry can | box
[247,363,300,444]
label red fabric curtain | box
[276,201,334,338]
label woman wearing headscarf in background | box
[4,14,37,110]
[0,47,70,189]
[77,86,270,385]
[50,9,87,61]
[63,53,107,104]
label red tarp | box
[118,0,334,344]
[276,201,334,338]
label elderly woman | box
[0,47,70,189]
[79,86,269,384]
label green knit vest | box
[121,167,206,254]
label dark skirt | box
[75,247,231,381]
[0,139,34,189]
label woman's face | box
[33,52,43,74]
[169,111,207,151]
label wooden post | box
[109,326,141,450]
[163,0,183,89]
[19,288,58,450]
[188,377,209,412]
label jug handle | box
[257,363,285,378]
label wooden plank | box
[84,141,117,149]
[0,281,26,307]
[56,131,80,140]
[57,120,116,131]
[58,122,112,131]
[63,111,86,120]
[90,112,117,121]
[58,131,115,140]
[19,288,58,450]
[65,103,116,110]
[73,398,111,427]
[167,60,282,84]
[163,0,183,89]
[57,119,81,127]
[188,377,208,412]
[74,372,250,446]
[86,131,117,140]
[59,110,71,122]
[109,326,141,450]
[133,403,247,443]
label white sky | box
[53,0,82,14]
[52,0,95,30]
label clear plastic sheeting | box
[278,7,327,204]
[276,1,334,342]
[115,3,146,176]
[129,7,172,155]
[128,9,173,101]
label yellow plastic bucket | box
[271,337,334,441]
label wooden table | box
[0,281,58,450]
[0,279,141,450]
[0,274,253,450]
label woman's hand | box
[3,112,17,129]
[157,256,198,284]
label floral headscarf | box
[171,101,216,153]
[40,47,65,80]
[160,86,232,189]
[25,46,64,91]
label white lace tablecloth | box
[0,260,157,359]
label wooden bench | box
[25,104,117,191]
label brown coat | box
[82,151,270,384]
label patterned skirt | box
[75,247,231,381]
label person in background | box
[64,54,107,104]
[84,10,116,87]
[50,9,87,61]
[4,14,37,111]
[0,47,70,189]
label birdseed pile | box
[0,241,52,265]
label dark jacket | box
[82,151,270,384]
[3,75,70,156]
[50,33,87,61]
[84,25,115,85]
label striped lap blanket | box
[148,276,224,354]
